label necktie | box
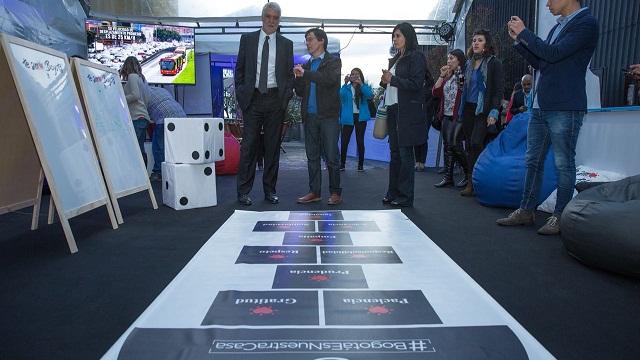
[258,35,270,94]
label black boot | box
[453,145,470,188]
[434,147,454,187]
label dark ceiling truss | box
[88,13,445,36]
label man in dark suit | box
[498,0,598,235]
[235,2,293,206]
[293,28,342,205]
[509,74,533,117]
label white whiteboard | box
[72,59,150,196]
[5,39,108,216]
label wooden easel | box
[0,33,118,253]
[71,58,158,224]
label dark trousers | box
[340,114,367,167]
[386,104,415,205]
[414,109,433,163]
[133,118,148,166]
[237,90,284,195]
[304,113,341,196]
[461,102,488,171]
[151,123,164,173]
[442,115,466,159]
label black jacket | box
[510,90,527,115]
[293,52,341,122]
[234,30,294,112]
[388,50,428,147]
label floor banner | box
[102,210,554,359]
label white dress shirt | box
[255,29,278,89]
[384,64,398,106]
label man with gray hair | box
[510,74,533,118]
[235,2,294,206]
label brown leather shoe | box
[327,193,342,205]
[297,192,321,204]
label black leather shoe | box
[434,178,454,188]
[382,196,393,205]
[265,193,279,204]
[391,200,412,208]
[237,194,252,206]
[456,177,468,188]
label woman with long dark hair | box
[432,49,469,188]
[380,22,427,207]
[120,56,151,165]
[339,67,373,171]
[458,29,504,196]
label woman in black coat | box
[381,22,427,207]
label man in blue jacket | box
[497,0,598,235]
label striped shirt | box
[147,87,186,124]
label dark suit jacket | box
[293,52,341,123]
[510,90,527,115]
[234,30,294,112]
[514,8,598,111]
[388,50,428,147]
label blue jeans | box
[152,123,164,173]
[133,118,148,165]
[521,109,584,216]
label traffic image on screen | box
[86,20,195,85]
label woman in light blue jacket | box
[339,67,373,172]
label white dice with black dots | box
[161,162,217,210]
[211,117,225,161]
[164,117,215,164]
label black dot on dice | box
[167,123,175,131]
[179,197,188,206]
[205,150,210,159]
[204,123,210,131]
[218,122,223,131]
[204,167,213,176]
[165,181,169,190]
[192,151,200,160]
[219,149,224,157]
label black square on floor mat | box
[272,265,368,289]
[201,290,319,326]
[323,290,441,325]
[235,246,317,264]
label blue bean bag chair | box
[561,175,640,278]
[473,112,557,208]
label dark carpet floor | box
[1,146,639,359]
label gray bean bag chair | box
[561,175,640,278]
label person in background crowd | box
[504,81,522,124]
[120,56,151,166]
[413,67,437,172]
[629,64,640,79]
[432,49,469,188]
[509,74,533,119]
[380,22,427,208]
[234,2,294,206]
[294,27,343,205]
[146,86,187,181]
[458,29,505,197]
[498,0,598,235]
[339,67,373,172]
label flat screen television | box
[85,20,196,85]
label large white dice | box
[211,117,225,161]
[161,162,217,210]
[164,117,214,164]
